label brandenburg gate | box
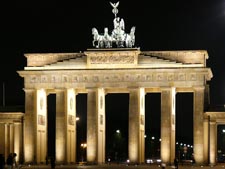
[18,48,212,165]
[16,1,214,166]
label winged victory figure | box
[110,1,120,17]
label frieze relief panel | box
[62,75,69,83]
[38,115,45,125]
[167,73,175,81]
[41,75,48,83]
[51,75,58,83]
[190,73,197,81]
[27,72,206,85]
[30,75,38,83]
[178,73,186,81]
[146,74,153,81]
[156,73,164,81]
[86,51,139,65]
[68,115,75,126]
[89,55,135,64]
[72,76,78,83]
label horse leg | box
[93,40,96,47]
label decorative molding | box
[38,115,45,125]
[89,55,135,64]
[100,114,103,125]
[69,97,73,110]
[100,96,103,109]
[40,97,44,110]
[27,71,207,84]
[85,50,140,66]
[68,115,75,125]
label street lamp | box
[81,143,87,148]
[81,143,87,162]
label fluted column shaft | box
[87,88,105,164]
[193,87,205,164]
[128,88,145,164]
[160,87,176,164]
[209,121,216,165]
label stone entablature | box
[18,68,211,89]
[0,112,24,123]
[205,112,225,123]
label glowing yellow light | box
[81,143,87,148]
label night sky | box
[0,0,225,156]
[1,0,225,105]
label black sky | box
[0,0,225,106]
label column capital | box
[23,88,35,93]
[160,87,176,92]
[86,87,97,92]
[209,121,216,125]
[204,113,210,120]
[193,86,205,91]
[128,87,145,91]
[54,89,65,93]
[86,87,106,94]
[127,87,139,90]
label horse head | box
[124,26,136,48]
[92,28,98,36]
[130,26,136,36]
[92,28,99,47]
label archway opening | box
[145,93,161,162]
[175,93,193,162]
[105,93,129,163]
[47,94,56,159]
[217,124,225,163]
[76,94,87,162]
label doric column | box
[161,87,176,164]
[55,89,66,163]
[96,88,105,164]
[65,88,76,163]
[36,89,47,163]
[24,89,35,163]
[87,89,97,163]
[14,122,23,163]
[209,121,216,165]
[24,88,47,163]
[56,89,77,164]
[9,124,14,154]
[87,88,105,164]
[5,123,9,160]
[193,87,205,164]
[203,115,209,164]
[128,88,145,164]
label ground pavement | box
[12,163,225,169]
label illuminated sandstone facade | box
[0,113,23,163]
[16,48,215,164]
[204,111,225,165]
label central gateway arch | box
[18,48,212,165]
